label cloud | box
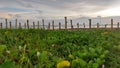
[0,0,120,19]
[16,0,33,8]
[35,10,43,14]
[0,7,30,12]
[16,0,118,14]
[8,13,21,18]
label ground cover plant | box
[0,29,120,68]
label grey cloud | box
[17,0,118,12]
[0,0,119,17]
[25,0,116,7]
[16,0,33,8]
[8,14,13,17]
[35,10,43,14]
[8,13,21,18]
[14,14,21,18]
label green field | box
[0,29,120,68]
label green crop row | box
[0,29,120,68]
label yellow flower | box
[68,54,74,59]
[5,31,9,35]
[6,50,10,54]
[57,60,70,68]
[101,32,108,35]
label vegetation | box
[0,29,120,68]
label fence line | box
[0,17,120,30]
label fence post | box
[83,23,85,28]
[10,21,12,29]
[70,20,73,30]
[52,20,54,30]
[27,19,29,29]
[89,19,91,29]
[19,22,21,29]
[5,18,8,29]
[97,23,99,29]
[77,23,79,29]
[59,22,61,30]
[0,23,2,29]
[24,23,26,29]
[111,19,113,29]
[65,17,67,29]
[117,22,119,29]
[15,19,17,29]
[42,19,45,29]
[38,21,39,29]
[33,22,35,29]
[48,22,50,30]
[105,24,107,29]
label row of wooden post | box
[0,17,120,30]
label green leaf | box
[0,61,15,68]
[0,45,7,55]
[40,51,48,64]
[71,58,87,68]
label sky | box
[0,0,120,19]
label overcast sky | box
[0,0,120,19]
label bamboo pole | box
[15,19,17,29]
[19,22,21,29]
[0,23,2,29]
[42,19,44,29]
[52,20,54,30]
[65,17,67,29]
[48,22,50,30]
[38,21,39,29]
[59,22,61,30]
[27,19,29,29]
[105,24,107,29]
[70,20,73,29]
[5,18,8,29]
[24,23,26,29]
[97,23,99,29]
[10,21,12,29]
[83,23,85,28]
[33,22,35,29]
[111,19,113,29]
[117,22,119,29]
[77,23,79,29]
[89,19,91,29]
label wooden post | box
[24,23,26,29]
[117,22,119,29]
[52,20,54,30]
[111,19,113,29]
[77,23,79,29]
[72,25,73,29]
[19,22,21,29]
[10,21,12,29]
[15,19,17,29]
[42,19,44,29]
[70,20,73,29]
[83,23,85,28]
[38,21,39,29]
[105,24,107,29]
[97,23,99,29]
[27,20,29,29]
[48,22,50,30]
[59,22,61,30]
[33,22,35,29]
[65,17,67,29]
[89,19,91,29]
[5,18,8,29]
[0,23,2,29]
